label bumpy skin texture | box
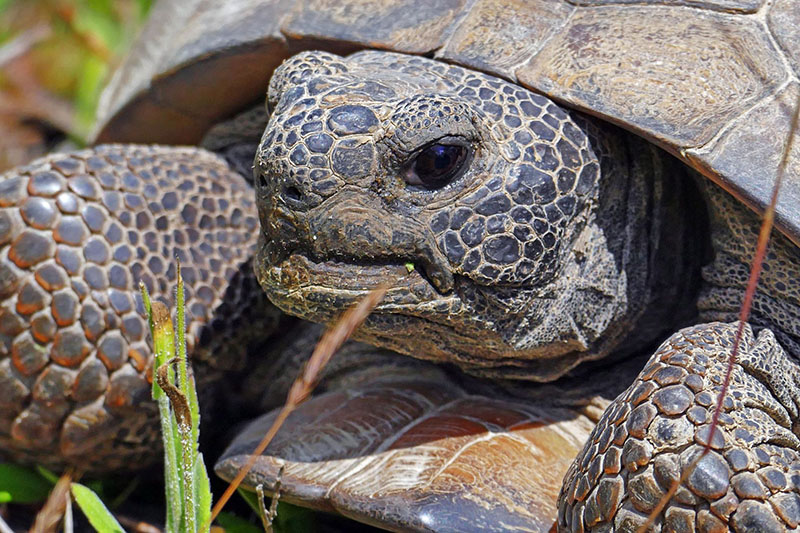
[0,145,279,471]
[256,50,700,382]
[4,44,799,530]
[560,321,800,532]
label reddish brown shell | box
[95,0,800,247]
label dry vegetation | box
[0,0,152,170]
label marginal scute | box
[687,81,800,248]
[96,1,292,144]
[516,5,786,148]
[282,0,465,55]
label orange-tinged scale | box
[128,347,149,372]
[30,314,57,343]
[16,281,48,315]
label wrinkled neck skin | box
[698,181,800,359]
[253,50,705,384]
[201,105,270,179]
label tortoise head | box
[255,50,636,381]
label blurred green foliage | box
[0,0,153,142]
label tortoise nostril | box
[284,185,303,203]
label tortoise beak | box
[258,186,454,294]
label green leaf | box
[71,483,126,533]
[273,502,316,533]
[194,453,213,533]
[74,54,108,137]
[74,4,120,49]
[35,465,60,485]
[215,512,263,533]
[135,0,155,20]
[0,464,52,504]
[236,488,261,514]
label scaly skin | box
[559,186,800,532]
[256,50,701,382]
[0,145,279,471]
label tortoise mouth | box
[255,238,449,317]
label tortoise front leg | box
[558,321,800,532]
[0,145,280,472]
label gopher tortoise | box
[2,0,800,531]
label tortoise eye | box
[406,143,469,189]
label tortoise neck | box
[599,132,706,362]
[697,182,800,358]
[202,104,269,179]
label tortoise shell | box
[95,0,800,247]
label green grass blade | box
[143,294,182,532]
[0,464,52,504]
[161,409,183,533]
[215,512,263,533]
[194,453,212,532]
[138,282,158,399]
[70,483,126,533]
[175,263,200,454]
[174,264,196,533]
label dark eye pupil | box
[413,144,466,187]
